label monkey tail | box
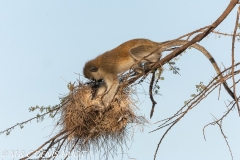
[161,40,235,100]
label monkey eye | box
[90,66,98,72]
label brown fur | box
[83,39,162,105]
[83,39,234,106]
[84,39,159,77]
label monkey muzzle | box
[92,79,103,88]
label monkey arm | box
[102,77,119,106]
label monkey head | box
[83,60,103,81]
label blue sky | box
[0,1,240,160]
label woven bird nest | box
[58,81,147,156]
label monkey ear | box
[90,66,98,72]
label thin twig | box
[20,130,68,160]
[212,30,240,37]
[149,70,157,118]
[0,106,60,135]
[231,6,240,116]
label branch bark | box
[152,1,240,159]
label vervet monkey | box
[83,39,234,105]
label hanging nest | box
[58,81,147,156]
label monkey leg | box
[129,44,162,63]
[132,62,145,74]
[143,62,154,71]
